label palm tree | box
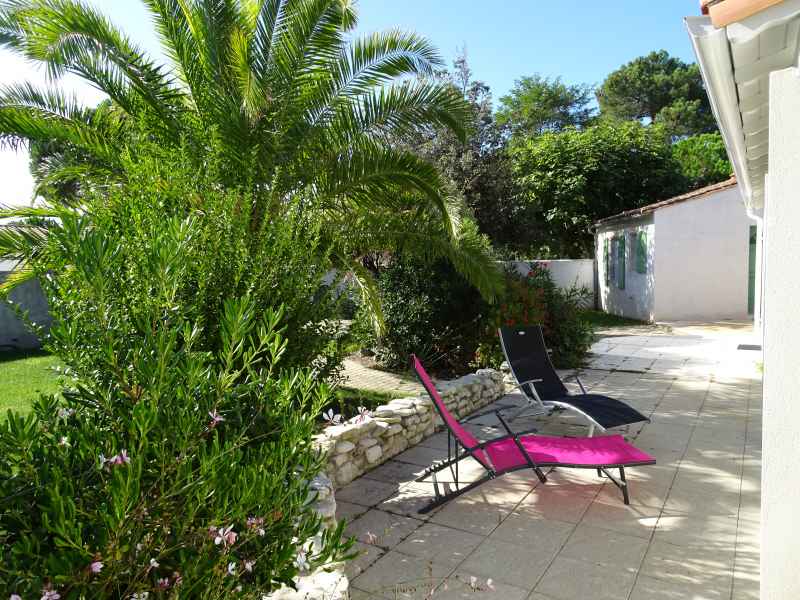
[0,0,502,308]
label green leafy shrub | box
[355,255,490,374]
[0,206,350,597]
[476,264,595,369]
[359,258,594,375]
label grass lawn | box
[0,349,61,416]
[329,386,403,421]
[581,309,648,328]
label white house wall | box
[761,66,800,600]
[653,187,754,321]
[596,218,656,322]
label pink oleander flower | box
[157,578,170,590]
[10,594,22,600]
[213,525,237,547]
[90,560,103,574]
[40,587,60,600]
[355,406,372,424]
[293,550,310,571]
[208,410,224,427]
[171,571,183,587]
[246,517,265,537]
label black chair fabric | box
[499,325,649,429]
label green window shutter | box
[636,231,648,274]
[604,239,610,284]
[617,236,626,289]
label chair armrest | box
[562,373,587,394]
[509,379,543,393]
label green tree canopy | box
[597,50,716,137]
[672,132,732,189]
[497,74,595,137]
[509,121,685,257]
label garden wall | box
[502,259,596,308]
[0,270,51,350]
[314,369,506,488]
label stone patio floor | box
[337,323,762,599]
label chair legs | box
[599,466,630,505]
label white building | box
[688,1,800,597]
[594,177,759,323]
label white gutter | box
[686,16,757,210]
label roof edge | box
[594,177,739,227]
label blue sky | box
[0,0,705,205]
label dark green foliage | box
[597,50,717,137]
[358,255,489,374]
[497,74,595,137]
[360,259,594,375]
[0,206,351,597]
[509,121,685,257]
[672,132,732,189]
[398,54,520,257]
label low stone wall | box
[276,368,503,599]
[266,473,349,600]
[315,369,505,488]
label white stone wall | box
[315,369,506,488]
[266,368,504,599]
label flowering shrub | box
[0,210,351,597]
[474,263,594,369]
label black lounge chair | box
[498,325,650,435]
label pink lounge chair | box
[411,355,655,512]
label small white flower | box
[293,550,310,572]
[58,436,70,447]
[227,561,237,576]
[323,409,342,425]
[90,560,103,573]
[149,558,160,569]
[244,560,255,573]
[486,578,495,590]
[10,594,22,600]
[57,408,75,419]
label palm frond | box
[1,0,182,129]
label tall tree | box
[406,53,520,252]
[672,132,732,189]
[496,74,595,137]
[597,50,716,137]
[509,121,685,257]
[0,0,502,304]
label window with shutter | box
[617,235,626,289]
[636,231,648,274]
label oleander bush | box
[359,258,594,375]
[475,263,595,369]
[355,254,490,374]
[0,199,351,598]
